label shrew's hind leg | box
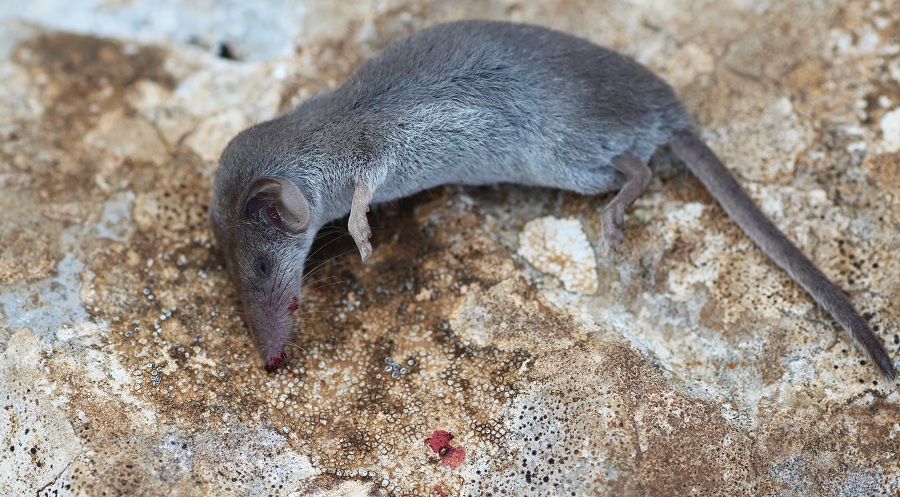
[601,153,652,249]
[349,181,374,263]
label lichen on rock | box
[0,1,898,496]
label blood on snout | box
[265,351,286,373]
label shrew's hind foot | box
[601,153,652,249]
[601,202,627,249]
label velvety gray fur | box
[210,20,894,379]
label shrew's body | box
[210,20,894,378]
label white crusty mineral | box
[518,216,599,294]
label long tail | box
[669,130,895,380]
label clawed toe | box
[350,180,375,263]
[601,206,625,249]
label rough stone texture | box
[518,217,598,294]
[0,1,898,496]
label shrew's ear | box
[244,176,311,234]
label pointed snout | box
[245,296,298,373]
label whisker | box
[283,342,310,355]
[302,250,358,283]
[294,310,337,317]
[304,279,352,293]
[301,274,348,286]
[305,247,358,268]
[312,227,351,238]
[306,232,353,260]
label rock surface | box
[1,1,899,496]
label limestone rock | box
[0,1,898,496]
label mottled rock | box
[0,1,898,496]
[518,217,598,294]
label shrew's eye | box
[256,258,270,277]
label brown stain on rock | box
[753,394,899,495]
[597,344,753,496]
[0,32,181,285]
[77,182,537,495]
[434,199,761,494]
[2,2,899,495]
[10,32,175,201]
[0,227,57,283]
[14,31,175,127]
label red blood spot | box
[425,430,454,452]
[442,446,466,469]
[264,351,285,373]
[433,484,448,497]
[288,295,299,314]
[425,430,466,470]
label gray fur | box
[210,20,894,379]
